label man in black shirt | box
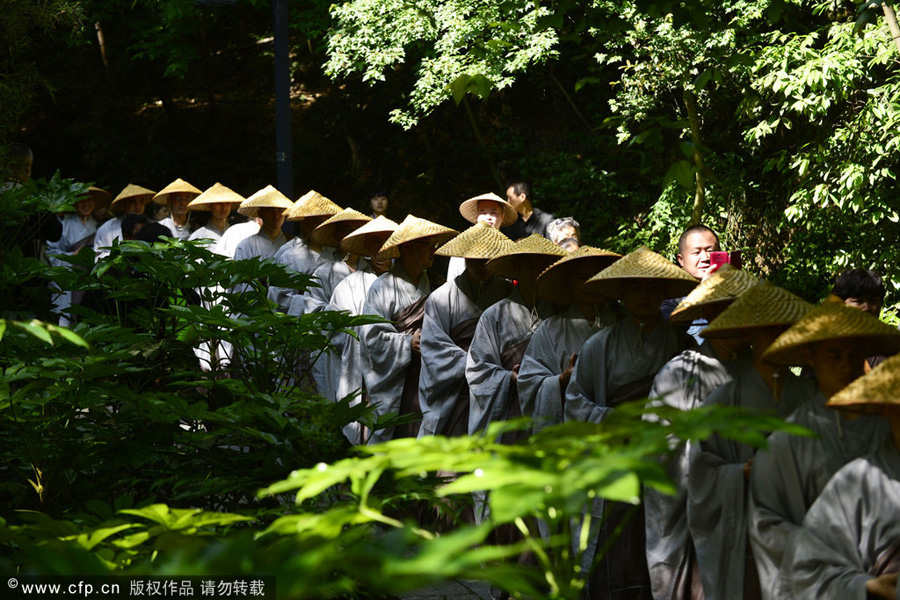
[500,180,555,241]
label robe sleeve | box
[686,410,751,600]
[517,321,564,433]
[749,431,809,600]
[417,292,468,436]
[466,310,513,435]
[788,460,874,600]
[563,331,612,424]
[360,281,412,424]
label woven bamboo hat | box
[670,265,760,323]
[284,190,342,221]
[761,302,900,367]
[584,246,698,299]
[458,192,518,227]
[152,178,202,205]
[376,214,458,259]
[78,186,111,210]
[701,281,813,339]
[187,183,245,210]
[435,222,514,259]
[341,216,399,257]
[237,185,294,218]
[486,234,568,281]
[827,353,900,412]
[110,184,156,210]
[536,246,623,305]
[312,208,372,248]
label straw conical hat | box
[701,281,813,339]
[761,302,900,367]
[670,265,760,323]
[341,216,399,257]
[458,192,518,227]
[79,186,111,210]
[486,234,568,281]
[377,215,458,259]
[152,178,202,205]
[584,246,698,299]
[187,183,245,210]
[827,353,900,412]
[435,222,514,259]
[536,246,623,305]
[110,184,156,210]
[312,208,372,248]
[284,190,342,221]
[238,185,294,218]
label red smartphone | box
[709,250,742,271]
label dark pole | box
[273,0,294,199]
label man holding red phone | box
[662,224,721,341]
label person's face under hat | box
[404,237,438,269]
[122,197,148,216]
[476,200,503,229]
[622,279,666,321]
[571,261,603,305]
[465,258,492,283]
[168,193,193,219]
[803,338,868,398]
[75,196,95,218]
[258,206,286,232]
[301,215,329,236]
[210,202,232,220]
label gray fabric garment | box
[749,397,891,600]
[188,223,226,251]
[233,231,288,261]
[325,269,379,444]
[446,255,465,283]
[267,237,330,311]
[644,342,750,600]
[361,264,435,444]
[214,220,259,259]
[418,273,511,437]
[306,256,370,314]
[517,303,617,434]
[687,369,817,600]
[158,216,191,240]
[564,316,688,424]
[788,439,900,600]
[48,214,98,324]
[465,288,553,436]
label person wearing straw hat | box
[305,209,374,403]
[686,282,817,600]
[785,354,900,600]
[517,246,621,434]
[360,215,458,444]
[643,264,758,600]
[465,234,567,440]
[186,183,245,251]
[153,178,202,240]
[304,208,373,315]
[93,184,156,260]
[746,302,900,600]
[233,185,293,262]
[269,190,342,312]
[321,216,398,444]
[47,186,111,325]
[446,192,518,283]
[561,246,697,600]
[417,223,514,439]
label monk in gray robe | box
[418,224,513,438]
[644,264,758,600]
[517,247,621,434]
[360,216,456,444]
[749,302,900,599]
[563,246,698,600]
[687,282,816,600]
[465,234,566,438]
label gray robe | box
[360,264,435,444]
[418,273,511,437]
[158,216,191,240]
[214,220,259,259]
[267,237,330,311]
[517,303,617,434]
[644,342,750,600]
[687,369,816,600]
[788,440,900,600]
[465,288,553,436]
[749,397,890,600]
